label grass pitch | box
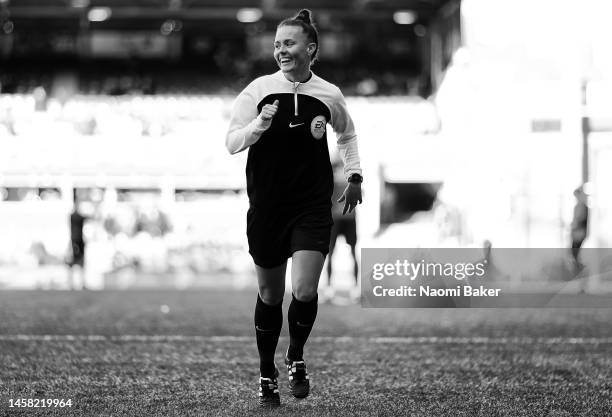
[1,290,611,416]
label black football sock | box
[287,293,318,361]
[254,294,283,378]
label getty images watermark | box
[361,248,612,308]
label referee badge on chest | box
[310,115,327,140]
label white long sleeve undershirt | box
[225,115,271,155]
[337,135,362,180]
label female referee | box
[225,9,363,407]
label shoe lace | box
[287,361,308,380]
[259,377,279,393]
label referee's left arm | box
[331,87,363,214]
[330,88,362,180]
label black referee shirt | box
[226,70,362,211]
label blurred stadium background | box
[2,1,612,415]
[2,0,611,291]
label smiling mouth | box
[279,58,292,65]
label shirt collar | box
[275,70,314,84]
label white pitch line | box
[0,335,611,344]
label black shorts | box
[247,205,333,268]
[331,216,357,247]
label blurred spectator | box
[570,185,589,272]
[103,213,121,237]
[67,195,90,290]
[1,64,419,97]
[30,241,53,266]
[324,159,359,303]
[356,77,378,96]
[135,207,172,238]
[33,86,48,111]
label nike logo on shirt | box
[289,122,304,128]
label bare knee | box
[293,283,318,302]
[255,263,286,305]
[259,286,284,305]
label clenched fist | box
[260,99,279,122]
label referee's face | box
[274,25,312,78]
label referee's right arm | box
[226,90,277,154]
